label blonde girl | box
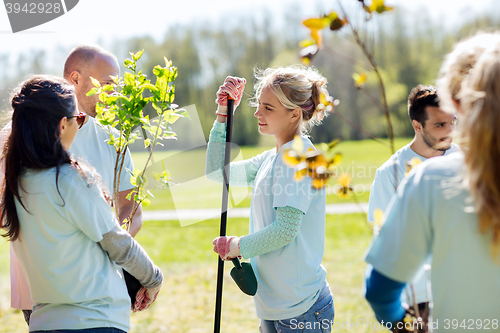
[207,66,335,333]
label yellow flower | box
[372,208,385,235]
[281,136,342,190]
[405,157,423,175]
[335,173,353,198]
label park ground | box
[0,138,410,332]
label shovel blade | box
[230,259,258,296]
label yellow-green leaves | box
[371,208,385,235]
[282,136,343,190]
[90,50,186,231]
[299,45,319,66]
[301,11,345,49]
[363,0,394,14]
[352,72,368,89]
[405,157,422,175]
[335,173,354,198]
[317,92,340,113]
[131,50,144,62]
[302,17,331,47]
[300,2,394,66]
[327,11,347,31]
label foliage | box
[87,51,189,230]
[300,0,396,153]
[283,135,342,190]
[0,4,499,143]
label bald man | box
[64,45,142,236]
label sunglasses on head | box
[68,112,86,129]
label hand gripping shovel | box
[213,98,258,333]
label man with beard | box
[367,84,458,312]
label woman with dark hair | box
[1,75,163,332]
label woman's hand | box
[133,283,162,312]
[215,76,246,119]
[212,236,241,260]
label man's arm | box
[118,188,143,237]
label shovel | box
[230,257,257,296]
[213,97,258,333]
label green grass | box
[132,138,410,211]
[0,138,409,332]
[0,214,388,333]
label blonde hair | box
[437,31,500,114]
[250,66,330,135]
[458,43,500,257]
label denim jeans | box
[259,285,335,333]
[31,328,126,333]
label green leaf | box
[86,87,99,97]
[124,72,135,86]
[144,138,151,148]
[141,198,150,207]
[152,172,161,182]
[132,50,144,61]
[164,56,171,67]
[103,84,114,92]
[126,191,134,200]
[124,59,134,68]
[165,113,180,124]
[90,77,100,87]
[174,108,190,120]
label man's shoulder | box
[377,144,414,172]
[417,150,464,176]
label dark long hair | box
[1,75,78,241]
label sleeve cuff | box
[209,120,227,142]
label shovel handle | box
[214,97,235,333]
[231,257,242,269]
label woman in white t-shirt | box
[207,67,335,333]
[1,75,163,333]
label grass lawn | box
[0,214,388,333]
[0,138,409,332]
[133,138,410,211]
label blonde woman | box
[206,67,334,333]
[437,31,500,114]
[364,37,500,332]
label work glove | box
[212,236,241,260]
[133,283,162,312]
[215,76,246,117]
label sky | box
[0,0,498,56]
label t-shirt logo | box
[3,0,79,33]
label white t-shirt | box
[248,137,328,320]
[12,164,130,331]
[368,142,459,222]
[365,152,500,331]
[368,142,459,304]
[69,116,134,193]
